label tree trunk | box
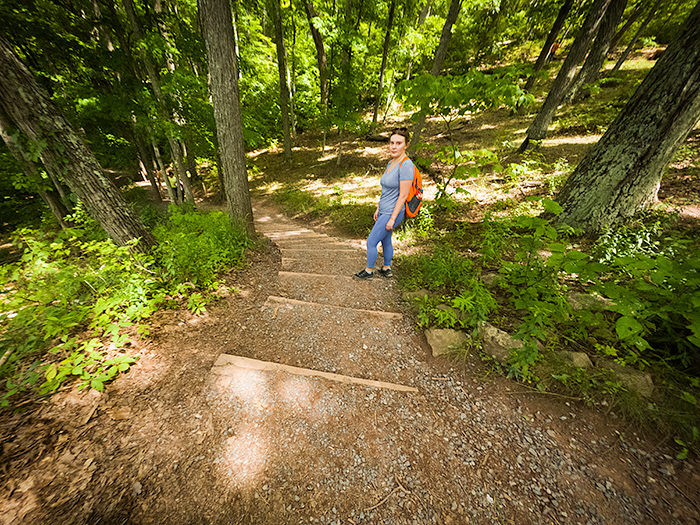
[271,0,293,161]
[131,127,163,201]
[523,0,576,94]
[609,0,660,75]
[405,0,431,80]
[152,136,178,204]
[198,0,255,236]
[607,0,646,53]
[565,0,628,103]
[519,0,614,151]
[122,0,194,204]
[0,108,72,229]
[215,147,226,203]
[304,1,329,150]
[0,37,156,250]
[555,1,700,232]
[409,0,462,153]
[371,0,396,132]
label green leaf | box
[615,316,643,340]
[90,378,104,392]
[542,199,562,215]
[45,365,57,382]
[680,392,697,406]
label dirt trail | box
[1,199,698,525]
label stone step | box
[277,271,400,311]
[281,256,367,276]
[216,296,415,385]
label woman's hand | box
[373,208,379,221]
[386,217,395,231]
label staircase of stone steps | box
[211,202,416,387]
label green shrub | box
[153,206,251,288]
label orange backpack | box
[399,156,423,218]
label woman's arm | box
[386,179,412,230]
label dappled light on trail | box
[218,424,270,489]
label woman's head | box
[389,127,410,158]
[390,127,410,144]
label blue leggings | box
[366,210,405,269]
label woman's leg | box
[365,214,393,270]
[380,209,405,268]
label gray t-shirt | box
[378,157,415,215]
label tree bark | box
[371,0,396,132]
[523,0,576,94]
[131,126,163,201]
[565,0,628,103]
[519,0,614,151]
[304,1,329,152]
[555,1,700,232]
[0,107,72,229]
[0,37,156,250]
[271,0,293,161]
[409,0,462,153]
[198,0,255,236]
[607,0,646,53]
[609,0,661,75]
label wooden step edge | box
[264,295,402,319]
[278,271,354,280]
[212,354,418,393]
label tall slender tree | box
[371,0,396,132]
[304,0,330,151]
[198,0,255,236]
[271,0,293,161]
[409,0,462,153]
[564,0,628,103]
[523,0,576,94]
[519,0,614,151]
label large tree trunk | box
[555,1,700,232]
[519,0,614,152]
[409,0,462,153]
[371,0,396,132]
[522,0,577,94]
[304,1,329,151]
[271,0,293,161]
[198,0,255,236]
[0,37,156,250]
[565,0,628,103]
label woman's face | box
[389,134,407,158]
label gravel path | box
[200,202,700,525]
[1,200,697,525]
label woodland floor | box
[2,75,700,523]
[1,193,699,525]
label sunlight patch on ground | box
[543,134,601,146]
[222,367,270,405]
[218,423,270,489]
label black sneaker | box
[377,267,393,278]
[354,269,374,280]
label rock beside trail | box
[402,289,430,302]
[425,328,469,357]
[567,291,614,311]
[477,322,522,364]
[597,358,655,398]
[557,351,593,368]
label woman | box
[354,127,414,280]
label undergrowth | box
[0,205,252,407]
[397,197,700,455]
